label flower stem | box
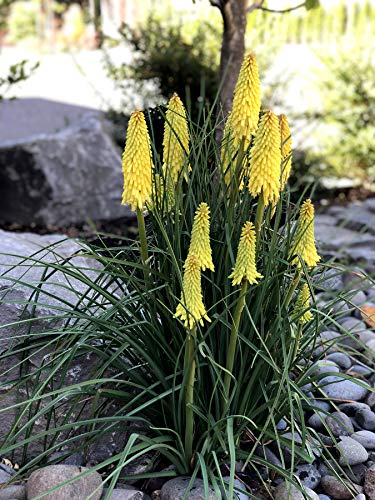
[254,191,265,241]
[292,323,303,362]
[184,326,197,467]
[285,269,302,308]
[223,279,248,409]
[136,207,149,267]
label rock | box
[26,465,103,500]
[276,418,288,431]
[221,478,250,500]
[308,411,328,430]
[338,402,371,416]
[314,268,343,291]
[325,412,354,437]
[103,487,150,499]
[315,224,375,252]
[366,339,375,358]
[321,475,363,499]
[280,432,321,462]
[0,484,26,500]
[355,408,375,430]
[351,430,375,449]
[294,463,321,489]
[336,207,375,235]
[48,452,84,466]
[348,365,372,378]
[117,454,154,485]
[364,465,375,499]
[367,391,375,410]
[0,115,130,227]
[354,494,366,500]
[160,477,215,500]
[318,495,331,500]
[311,360,340,377]
[337,436,369,465]
[326,353,352,370]
[364,198,375,213]
[0,467,12,484]
[359,331,375,344]
[348,291,368,306]
[318,376,370,401]
[255,446,282,468]
[312,400,331,412]
[331,300,351,314]
[343,463,368,485]
[340,318,367,334]
[273,482,318,500]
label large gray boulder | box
[0,230,121,460]
[0,114,130,227]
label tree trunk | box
[218,0,248,118]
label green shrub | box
[104,13,220,116]
[303,39,375,185]
[1,53,373,498]
[6,0,39,43]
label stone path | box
[315,198,375,275]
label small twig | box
[246,0,265,14]
[258,2,306,14]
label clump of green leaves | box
[301,39,375,186]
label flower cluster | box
[120,51,321,335]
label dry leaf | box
[361,305,375,329]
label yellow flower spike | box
[163,93,190,183]
[189,202,214,272]
[290,199,321,267]
[280,114,292,190]
[229,221,263,286]
[294,283,313,324]
[248,110,281,207]
[174,253,211,330]
[121,110,154,212]
[231,52,261,147]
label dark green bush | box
[105,14,220,118]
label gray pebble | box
[103,487,150,499]
[337,436,369,465]
[356,408,375,430]
[331,300,351,314]
[338,402,371,416]
[326,353,352,370]
[0,484,26,500]
[160,477,216,499]
[0,469,12,484]
[325,411,354,437]
[276,418,288,431]
[273,482,318,500]
[311,361,340,377]
[343,463,367,484]
[26,465,103,500]
[367,391,375,410]
[359,331,375,344]
[354,495,366,500]
[349,290,367,306]
[321,475,363,499]
[318,375,370,401]
[308,412,328,430]
[318,496,331,500]
[348,365,373,377]
[341,318,367,333]
[351,430,375,449]
[312,400,331,412]
[294,463,321,489]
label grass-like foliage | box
[0,53,373,499]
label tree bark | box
[218,0,248,118]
